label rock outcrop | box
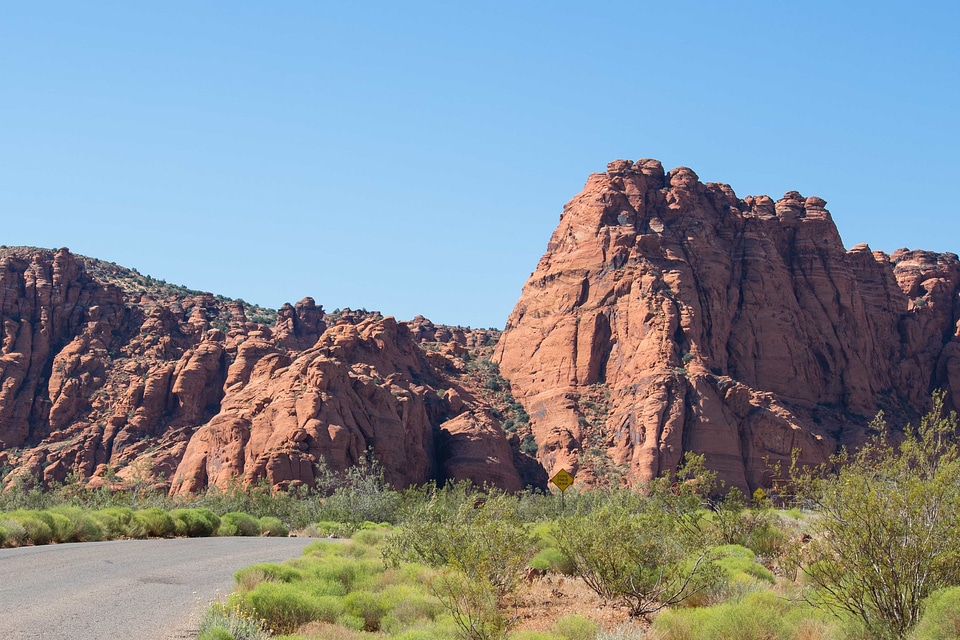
[495,159,960,492]
[0,248,538,493]
[5,158,960,496]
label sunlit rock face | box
[495,159,960,492]
[0,247,535,493]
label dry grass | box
[290,621,371,639]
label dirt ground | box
[510,574,650,636]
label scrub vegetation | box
[2,396,958,640]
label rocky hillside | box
[4,159,958,496]
[0,247,544,493]
[495,159,960,492]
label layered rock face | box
[0,248,534,493]
[495,159,960,491]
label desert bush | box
[309,520,355,538]
[385,487,535,639]
[171,508,220,537]
[92,507,135,537]
[241,581,322,634]
[910,587,960,640]
[0,522,7,546]
[712,545,775,585]
[197,599,270,640]
[796,393,960,639]
[0,517,27,545]
[49,505,105,542]
[4,510,54,545]
[128,508,176,538]
[343,590,389,631]
[307,554,380,593]
[350,522,393,547]
[218,512,262,537]
[311,594,348,623]
[529,547,575,575]
[551,614,598,640]
[594,623,647,640]
[319,478,402,528]
[378,583,444,632]
[653,590,826,640]
[553,483,722,618]
[235,562,302,593]
[257,516,289,537]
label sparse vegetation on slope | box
[189,395,960,639]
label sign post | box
[550,468,574,513]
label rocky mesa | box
[495,159,960,492]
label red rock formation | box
[495,159,960,492]
[0,248,534,493]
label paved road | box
[0,537,315,640]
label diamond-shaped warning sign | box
[550,468,574,492]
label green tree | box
[797,392,960,640]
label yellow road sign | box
[551,468,574,492]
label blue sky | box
[2,2,957,328]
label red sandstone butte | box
[495,159,960,491]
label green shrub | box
[129,508,176,538]
[713,545,775,584]
[553,490,722,617]
[530,548,575,575]
[0,518,27,545]
[390,619,461,640]
[92,507,134,537]
[0,523,7,546]
[219,512,262,537]
[343,590,389,631]
[171,508,220,537]
[511,632,564,640]
[197,600,270,640]
[197,628,233,640]
[48,511,75,542]
[308,555,380,593]
[336,613,366,631]
[350,523,393,547]
[257,516,289,537]
[653,590,831,640]
[911,587,960,640]
[379,584,443,632]
[50,506,105,542]
[311,520,354,538]
[551,614,598,640]
[744,522,787,558]
[242,581,321,634]
[797,393,960,639]
[235,562,301,591]
[318,464,403,526]
[5,510,54,545]
[526,522,559,548]
[311,595,347,623]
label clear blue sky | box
[2,2,957,328]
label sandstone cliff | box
[0,248,538,493]
[495,159,960,492]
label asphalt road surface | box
[0,537,315,640]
